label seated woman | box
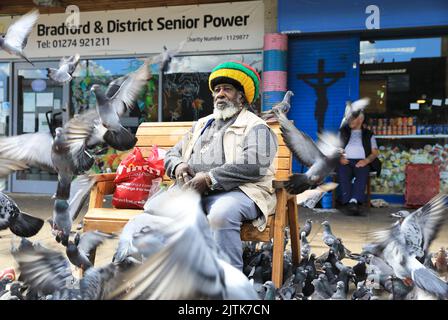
[337,113,381,215]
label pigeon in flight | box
[0,192,43,237]
[47,54,80,83]
[340,98,370,128]
[90,57,152,151]
[12,239,124,300]
[50,175,96,246]
[0,9,39,66]
[369,193,448,299]
[152,40,186,73]
[261,90,294,122]
[274,107,344,194]
[108,187,258,300]
[66,231,115,271]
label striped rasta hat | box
[208,61,261,104]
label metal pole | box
[158,70,163,122]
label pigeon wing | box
[4,9,39,50]
[0,132,54,171]
[276,111,324,167]
[67,174,96,222]
[316,131,343,158]
[407,193,448,254]
[78,230,115,255]
[13,245,73,295]
[111,59,152,116]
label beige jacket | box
[181,108,278,231]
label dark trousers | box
[337,159,369,204]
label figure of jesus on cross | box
[298,59,345,132]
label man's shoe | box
[346,202,359,216]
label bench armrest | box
[88,174,117,209]
[90,173,117,182]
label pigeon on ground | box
[353,256,368,284]
[369,194,448,299]
[351,281,372,300]
[261,91,294,122]
[47,54,80,83]
[90,57,152,151]
[274,106,344,194]
[152,40,186,73]
[66,231,115,271]
[108,188,258,300]
[262,281,277,300]
[330,281,346,300]
[300,231,311,260]
[0,9,39,65]
[300,219,312,239]
[321,221,338,247]
[0,192,43,237]
[340,98,370,128]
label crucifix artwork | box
[297,59,345,132]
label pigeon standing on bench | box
[0,192,44,237]
[47,54,80,83]
[0,9,39,66]
[274,106,344,194]
[260,90,294,122]
[340,98,370,128]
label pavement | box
[1,193,448,278]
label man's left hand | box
[184,172,210,194]
[355,159,369,168]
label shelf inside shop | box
[375,134,448,139]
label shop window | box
[161,53,262,121]
[360,37,448,194]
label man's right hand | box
[340,157,349,165]
[174,162,194,184]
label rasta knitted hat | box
[208,61,261,104]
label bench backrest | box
[134,121,292,182]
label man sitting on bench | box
[164,61,278,271]
[338,112,381,215]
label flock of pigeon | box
[0,8,447,301]
[243,194,448,300]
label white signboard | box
[0,1,264,59]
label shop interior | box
[359,36,448,196]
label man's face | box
[212,83,243,120]
[212,84,240,109]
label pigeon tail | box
[285,173,312,194]
[103,127,138,151]
[9,212,44,238]
[412,266,448,299]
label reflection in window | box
[162,53,262,121]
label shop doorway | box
[11,61,69,194]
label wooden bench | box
[83,121,299,288]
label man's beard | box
[213,99,241,120]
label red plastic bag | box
[112,146,165,209]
